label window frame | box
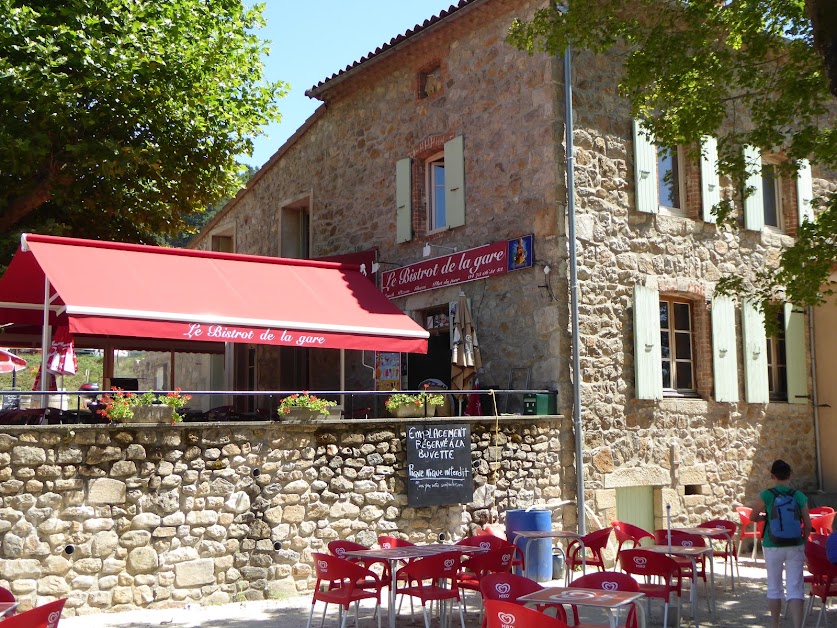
[761,159,784,231]
[659,296,697,395]
[425,150,447,233]
[766,310,788,402]
[657,145,687,216]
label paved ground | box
[58,558,822,628]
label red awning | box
[0,234,428,353]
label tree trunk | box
[808,0,837,98]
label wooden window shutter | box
[633,120,658,214]
[743,145,764,231]
[742,300,769,403]
[633,284,663,400]
[785,303,808,405]
[700,136,721,223]
[396,157,413,243]
[796,159,814,225]
[444,136,465,229]
[711,295,739,402]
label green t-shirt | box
[759,485,808,548]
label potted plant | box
[277,392,338,420]
[97,388,191,424]
[385,388,445,418]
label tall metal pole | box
[564,45,586,535]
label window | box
[762,162,783,229]
[657,146,684,212]
[211,234,233,253]
[281,201,310,259]
[426,152,446,231]
[418,64,442,99]
[767,310,788,401]
[659,298,695,392]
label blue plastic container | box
[506,508,552,582]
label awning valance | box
[0,234,428,353]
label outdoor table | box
[344,543,487,628]
[673,526,736,591]
[511,530,584,584]
[646,543,716,628]
[0,602,18,617]
[518,586,646,628]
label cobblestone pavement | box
[58,559,818,628]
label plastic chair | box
[484,600,571,628]
[812,511,837,537]
[569,571,641,628]
[457,534,525,573]
[566,527,612,581]
[735,506,764,561]
[479,572,568,627]
[328,540,390,579]
[701,518,740,586]
[619,549,682,628]
[805,541,837,628]
[1,598,66,628]
[395,551,466,628]
[0,586,15,616]
[377,535,415,549]
[811,507,836,515]
[456,547,515,621]
[611,521,654,560]
[305,553,384,628]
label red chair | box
[611,521,654,561]
[700,519,739,583]
[812,511,837,538]
[396,551,466,628]
[0,586,16,616]
[805,541,837,628]
[619,549,682,628]
[566,527,612,581]
[569,571,641,628]
[457,534,525,573]
[484,599,571,628]
[328,540,390,578]
[810,507,836,515]
[377,535,415,549]
[305,553,384,628]
[479,572,568,626]
[456,547,515,620]
[735,506,764,561]
[1,598,66,628]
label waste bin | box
[506,508,552,582]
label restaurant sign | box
[381,234,533,298]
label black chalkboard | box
[405,423,473,507]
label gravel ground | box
[57,557,821,628]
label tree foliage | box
[507,0,837,318]
[0,0,286,260]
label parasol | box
[0,348,27,389]
[451,291,481,413]
[33,327,77,394]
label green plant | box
[277,392,337,416]
[97,388,190,423]
[385,389,445,413]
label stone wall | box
[0,417,567,615]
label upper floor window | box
[657,146,684,213]
[761,162,783,229]
[767,310,788,401]
[427,152,446,231]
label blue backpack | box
[827,531,837,563]
[766,488,803,545]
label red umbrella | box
[33,327,77,392]
[0,349,26,375]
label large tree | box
[508,0,837,322]
[0,1,285,255]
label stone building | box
[193,0,830,532]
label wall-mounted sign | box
[405,423,474,507]
[382,235,534,298]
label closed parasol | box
[33,326,77,392]
[451,291,481,412]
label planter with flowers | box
[385,389,445,418]
[277,392,339,421]
[97,388,191,424]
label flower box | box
[132,405,175,423]
[391,404,436,418]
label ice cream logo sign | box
[381,235,533,298]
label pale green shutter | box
[396,158,412,243]
[742,300,769,403]
[634,284,662,400]
[444,136,465,229]
[796,159,814,225]
[743,145,764,231]
[633,120,658,214]
[785,303,808,405]
[712,295,739,402]
[700,136,720,223]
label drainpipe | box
[809,306,823,489]
[564,45,586,535]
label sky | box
[243,1,460,169]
